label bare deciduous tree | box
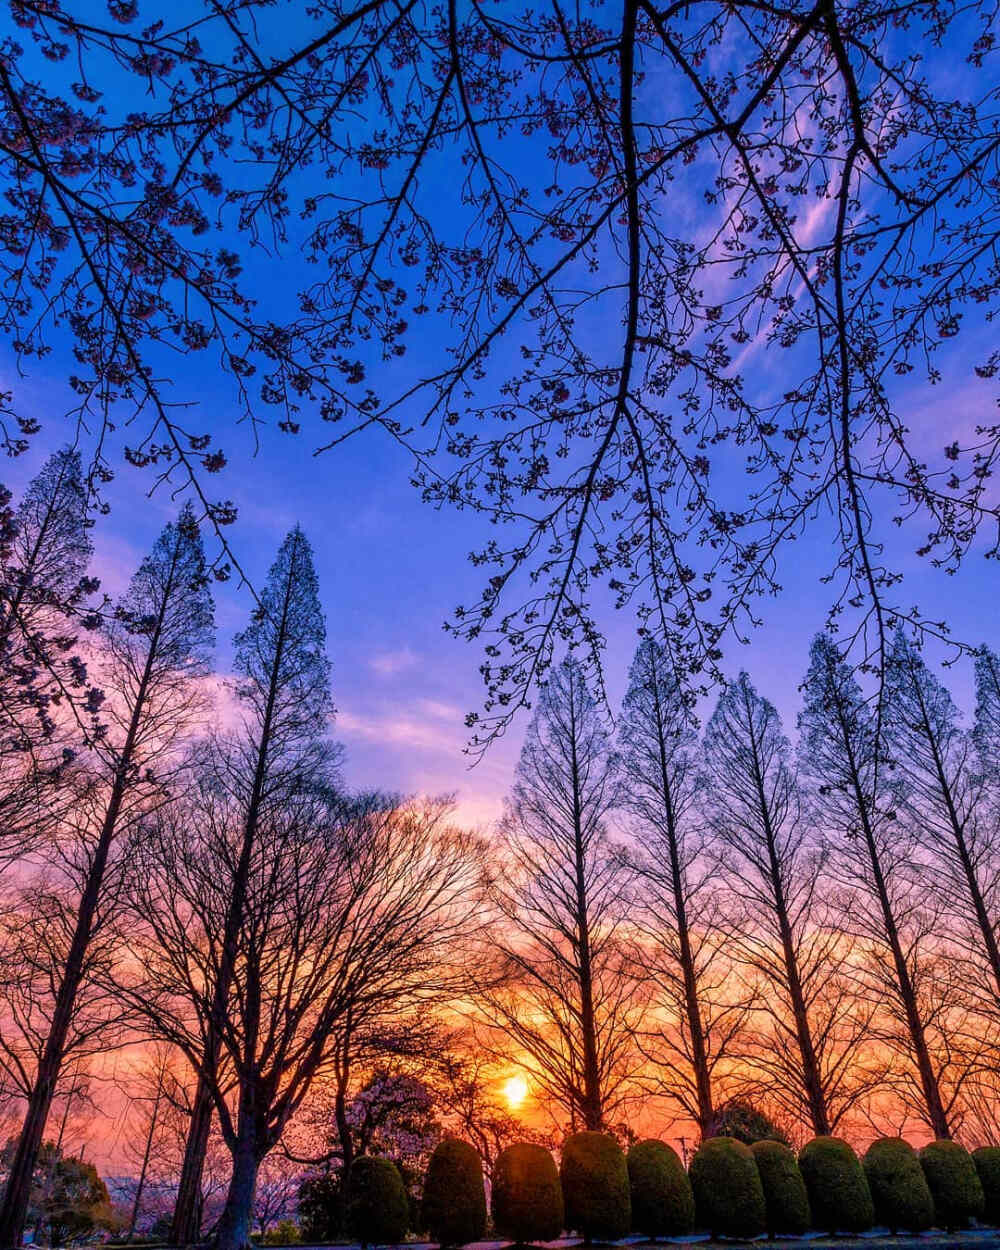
[799,632,956,1138]
[0,504,214,1249]
[126,788,481,1250]
[480,657,636,1132]
[618,639,742,1138]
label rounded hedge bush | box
[560,1132,631,1243]
[627,1139,694,1238]
[973,1146,1000,1226]
[798,1136,874,1234]
[421,1139,487,1246]
[751,1140,810,1235]
[919,1140,984,1230]
[689,1136,766,1238]
[346,1157,409,1248]
[492,1143,565,1245]
[862,1138,934,1233]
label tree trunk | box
[834,700,952,1138]
[0,770,127,1248]
[171,546,298,1240]
[213,1130,260,1250]
[171,1068,215,1244]
[649,658,715,1138]
[569,682,603,1132]
[743,686,830,1137]
[127,1081,162,1243]
[0,549,176,1250]
[859,814,951,1138]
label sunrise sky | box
[3,360,995,836]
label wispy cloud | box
[369,646,419,676]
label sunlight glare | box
[503,1074,529,1110]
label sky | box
[4,363,996,836]
[2,0,998,832]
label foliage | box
[345,1157,409,1248]
[798,1137,874,1234]
[3,0,999,747]
[261,1219,301,1245]
[297,1174,342,1243]
[560,1132,631,1242]
[751,1140,811,1236]
[973,1147,1000,1226]
[627,1139,694,1238]
[714,1102,790,1147]
[688,1137,766,1238]
[863,1138,934,1233]
[20,1145,118,1245]
[491,1143,565,1245]
[421,1139,487,1247]
[919,1140,985,1229]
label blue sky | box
[4,356,996,832]
[3,1,997,828]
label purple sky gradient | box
[4,361,995,834]
[3,1,997,829]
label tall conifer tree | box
[483,656,632,1131]
[0,504,214,1248]
[619,639,727,1137]
[799,633,953,1138]
[170,526,337,1244]
[703,672,835,1136]
[885,633,1000,1000]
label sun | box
[503,1074,529,1111]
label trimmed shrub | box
[421,1139,487,1246]
[798,1136,874,1234]
[492,1143,565,1244]
[560,1132,631,1242]
[973,1146,1000,1226]
[863,1138,934,1233]
[346,1157,409,1248]
[689,1136,766,1238]
[627,1139,695,1238]
[751,1140,810,1235]
[919,1140,984,1230]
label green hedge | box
[798,1136,874,1234]
[492,1143,565,1244]
[689,1136,766,1238]
[421,1139,487,1246]
[751,1140,810,1235]
[560,1132,631,1242]
[973,1146,1000,1226]
[920,1140,984,1230]
[346,1157,409,1248]
[627,1139,694,1238]
[863,1138,934,1233]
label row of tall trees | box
[4,447,1000,1250]
[0,451,483,1250]
[486,640,1000,1150]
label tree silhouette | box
[481,657,634,1131]
[799,633,955,1139]
[703,672,849,1137]
[169,525,338,1245]
[0,1,997,727]
[0,504,214,1249]
[618,639,737,1137]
